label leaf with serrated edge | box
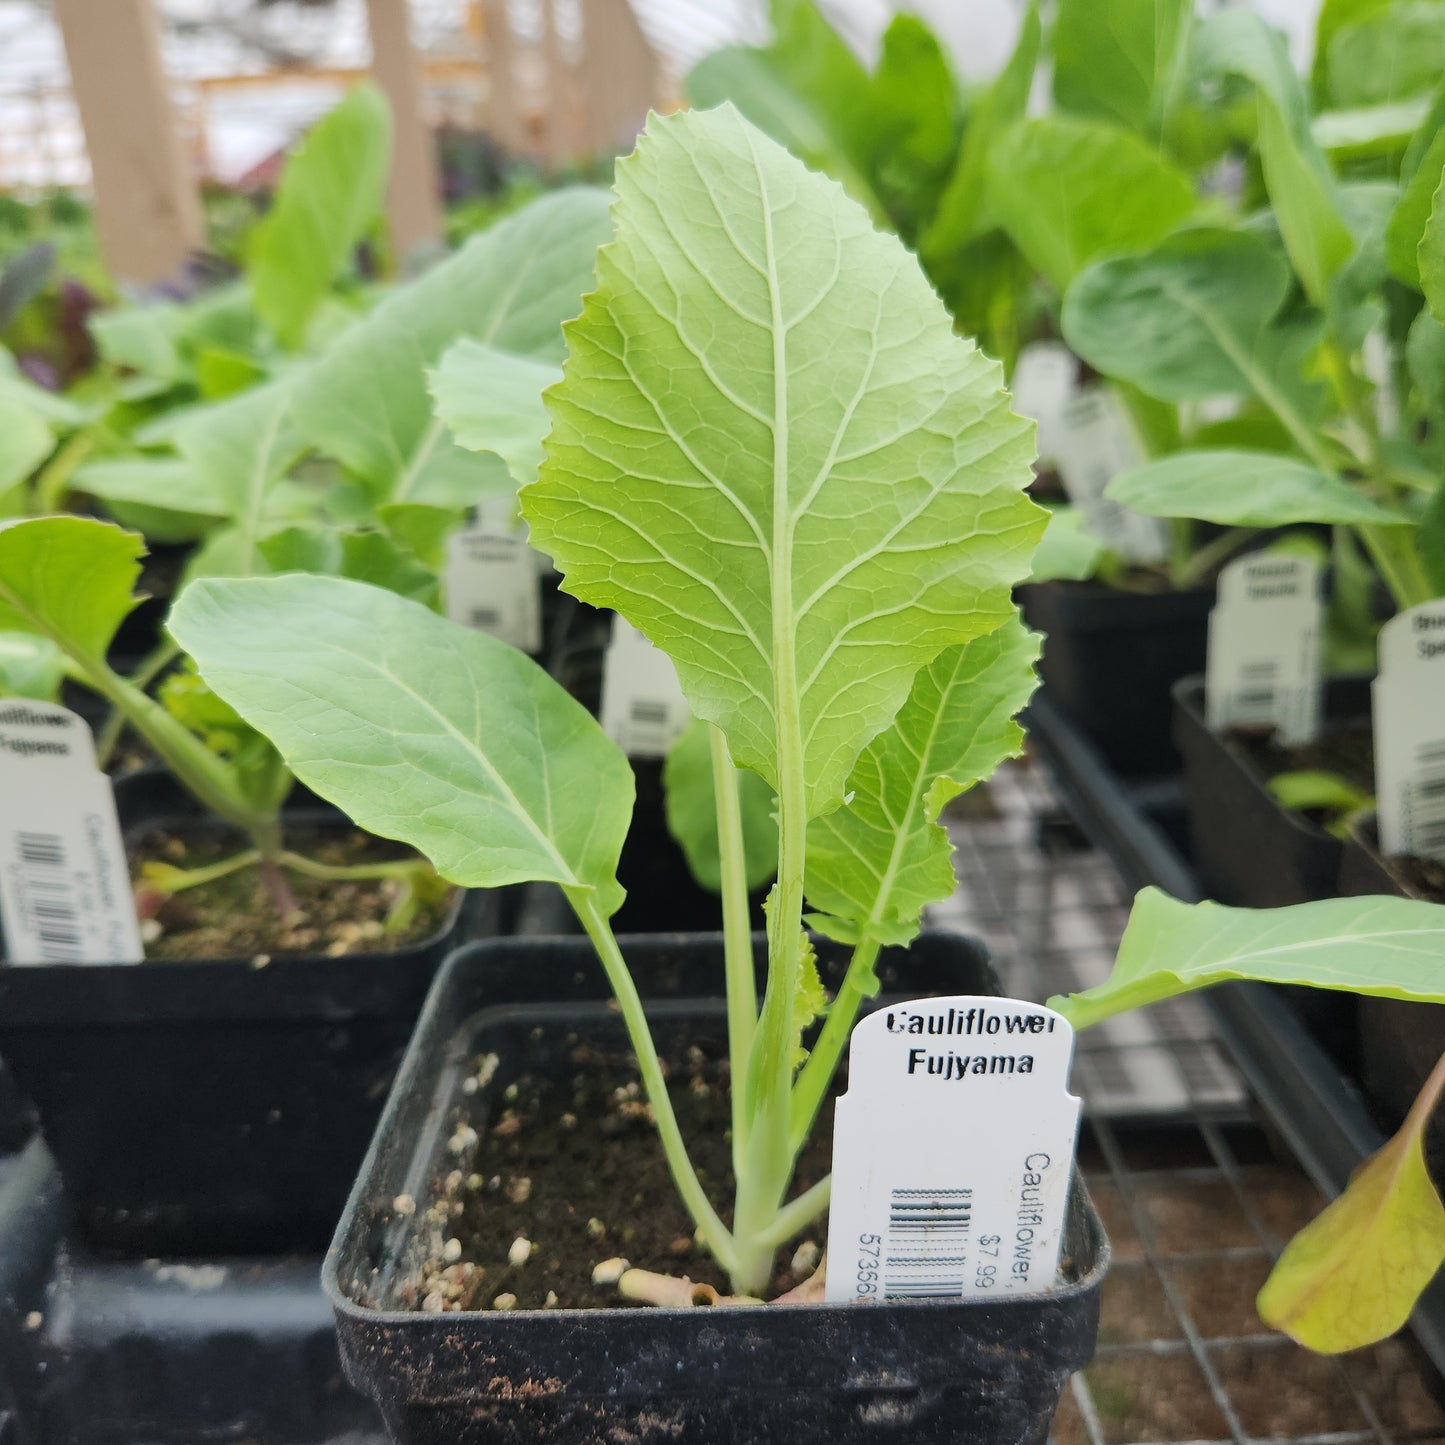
[0,517,144,664]
[523,106,1042,818]
[1107,451,1410,527]
[1050,889,1445,1030]
[1258,1059,1445,1352]
[1423,171,1445,323]
[428,339,561,490]
[804,615,1039,944]
[168,574,633,912]
[290,188,612,509]
[663,718,778,895]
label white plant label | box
[1206,553,1323,746]
[1055,388,1169,564]
[599,616,691,758]
[0,701,143,966]
[1375,600,1445,862]
[825,996,1081,1304]
[1010,342,1077,467]
[444,502,542,654]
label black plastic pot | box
[1019,580,1213,777]
[1173,674,1373,908]
[0,771,508,1257]
[1338,813,1445,1189]
[326,933,1107,1445]
[1173,674,1374,1068]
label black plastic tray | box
[1027,693,1445,1376]
[0,770,507,1257]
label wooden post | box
[365,0,444,259]
[481,0,527,155]
[580,0,661,157]
[50,0,203,286]
[541,0,578,167]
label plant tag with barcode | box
[1055,388,1169,565]
[1205,553,1322,747]
[825,996,1081,1303]
[1011,341,1077,467]
[444,503,542,654]
[1375,599,1445,863]
[0,700,143,966]
[599,616,691,758]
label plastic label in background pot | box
[1205,553,1322,747]
[1055,388,1169,565]
[1011,341,1077,469]
[444,499,542,654]
[1375,599,1445,863]
[599,616,691,759]
[825,995,1081,1303]
[0,701,143,965]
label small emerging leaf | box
[1028,506,1105,584]
[662,719,778,895]
[1259,1059,1445,1352]
[0,631,64,700]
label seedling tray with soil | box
[326,932,1108,1445]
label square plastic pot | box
[1338,813,1445,1188]
[325,933,1108,1445]
[1018,581,1214,778]
[0,770,507,1256]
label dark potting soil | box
[130,823,455,961]
[1227,719,1377,802]
[404,1033,833,1313]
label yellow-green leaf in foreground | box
[1258,1054,1445,1352]
[1050,888,1445,1030]
[169,574,634,914]
[523,105,1042,818]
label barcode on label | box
[1234,660,1280,719]
[630,700,668,725]
[1407,740,1445,858]
[14,830,82,962]
[469,608,502,629]
[884,1187,972,1298]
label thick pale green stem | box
[1175,527,1256,589]
[142,848,261,893]
[709,723,758,1179]
[567,886,739,1274]
[789,935,881,1154]
[31,432,93,515]
[1359,524,1433,612]
[756,1174,832,1250]
[95,638,180,768]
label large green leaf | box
[663,719,778,894]
[985,117,1197,292]
[1328,4,1445,108]
[0,516,143,664]
[685,0,880,219]
[1259,1062,1445,1352]
[1063,228,1295,404]
[1423,171,1445,321]
[1027,506,1106,583]
[919,3,1039,263]
[248,83,392,350]
[89,305,183,389]
[863,14,962,237]
[1051,0,1192,140]
[1311,0,1393,103]
[1313,98,1432,159]
[1107,451,1409,527]
[289,187,611,512]
[74,457,227,520]
[428,339,561,490]
[0,631,64,700]
[1387,140,1445,288]
[1050,888,1445,1030]
[168,574,633,912]
[166,380,309,573]
[804,616,1039,946]
[1195,9,1355,305]
[0,390,54,496]
[522,106,1042,817]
